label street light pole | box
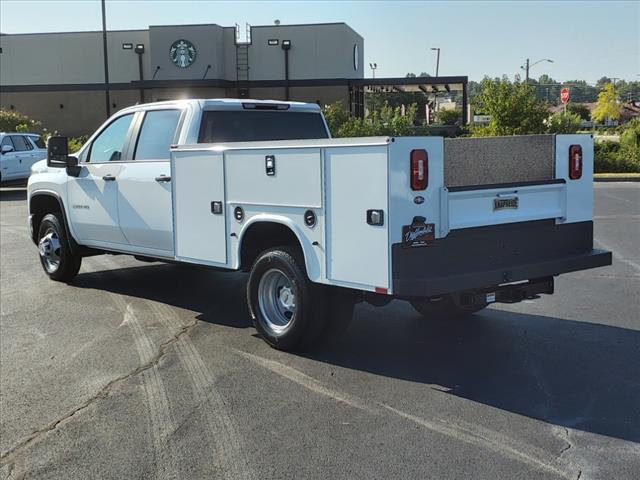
[431,47,440,77]
[369,62,377,79]
[521,58,553,83]
[101,0,111,118]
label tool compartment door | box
[325,145,389,290]
[171,150,227,265]
[225,148,322,207]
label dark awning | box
[351,76,468,94]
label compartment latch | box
[265,155,276,176]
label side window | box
[134,109,182,160]
[22,136,34,150]
[88,113,134,162]
[10,136,30,152]
[30,136,46,149]
[1,137,13,149]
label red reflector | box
[375,287,388,295]
[569,145,583,180]
[410,149,428,190]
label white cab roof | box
[116,98,322,115]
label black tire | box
[410,294,486,319]
[37,213,82,282]
[247,246,326,351]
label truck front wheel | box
[247,247,326,351]
[37,213,82,282]
[410,294,486,319]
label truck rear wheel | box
[247,247,326,351]
[37,213,82,282]
[410,294,486,319]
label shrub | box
[546,112,582,134]
[323,101,422,138]
[435,108,462,125]
[619,119,640,149]
[322,101,350,136]
[69,136,88,153]
[0,109,41,133]
[594,139,640,173]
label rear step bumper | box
[392,220,612,298]
[460,277,555,306]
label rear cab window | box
[198,109,329,143]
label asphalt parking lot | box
[1,183,638,480]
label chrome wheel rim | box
[257,268,296,334]
[38,228,61,272]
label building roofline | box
[0,22,362,38]
[148,23,221,28]
[251,22,362,38]
[0,28,148,37]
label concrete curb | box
[594,174,640,183]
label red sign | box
[561,88,570,104]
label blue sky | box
[1,0,638,83]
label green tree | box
[592,83,621,123]
[546,112,582,134]
[567,103,591,121]
[472,77,549,136]
[560,81,598,103]
[596,76,612,90]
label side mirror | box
[66,155,81,177]
[47,136,69,168]
[1,144,14,155]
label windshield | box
[198,110,329,143]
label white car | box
[0,133,47,184]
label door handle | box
[155,175,171,183]
[102,175,116,181]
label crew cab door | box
[67,113,135,245]
[116,108,182,254]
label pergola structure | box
[348,75,468,123]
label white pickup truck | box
[28,99,611,350]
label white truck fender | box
[236,213,322,282]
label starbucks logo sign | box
[170,39,196,68]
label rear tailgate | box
[388,134,611,297]
[441,134,593,235]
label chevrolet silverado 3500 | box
[28,99,612,350]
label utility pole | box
[431,47,440,77]
[524,58,530,83]
[101,0,111,118]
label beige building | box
[0,22,364,135]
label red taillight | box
[569,145,583,180]
[410,149,428,190]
